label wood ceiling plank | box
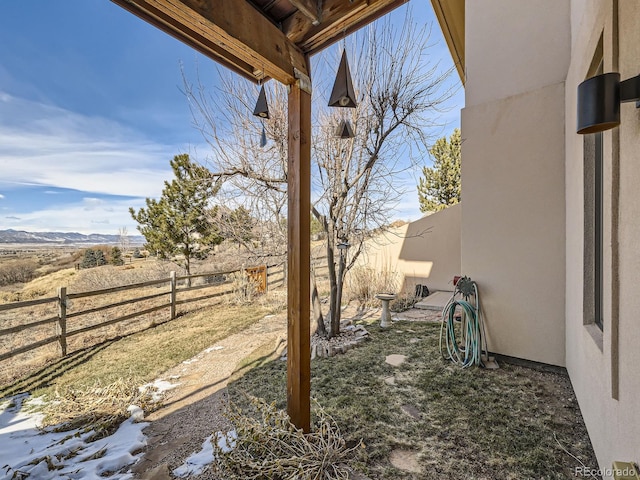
[287,0,321,25]
[283,0,407,54]
[112,0,308,84]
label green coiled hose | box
[439,277,488,368]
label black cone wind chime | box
[253,83,269,147]
[329,49,357,138]
[251,47,358,144]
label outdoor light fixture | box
[328,49,357,108]
[335,119,355,139]
[577,72,640,134]
[253,84,270,119]
[337,240,350,250]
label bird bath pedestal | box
[376,293,396,328]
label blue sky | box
[0,1,462,235]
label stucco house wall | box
[564,0,640,472]
[358,204,461,293]
[460,0,569,367]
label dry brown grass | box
[0,258,284,387]
[213,397,363,480]
[345,266,402,307]
[1,302,269,401]
[40,377,162,439]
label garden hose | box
[439,277,488,368]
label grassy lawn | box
[0,303,268,400]
[228,321,597,479]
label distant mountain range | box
[0,229,145,245]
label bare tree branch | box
[184,7,456,336]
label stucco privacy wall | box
[460,0,569,366]
[565,0,640,472]
[357,204,461,293]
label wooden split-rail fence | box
[0,264,286,363]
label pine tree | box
[130,154,223,280]
[80,248,107,268]
[111,247,124,266]
[94,250,107,267]
[417,128,461,213]
[80,249,97,269]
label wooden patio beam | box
[283,0,408,54]
[111,0,309,84]
[287,68,312,433]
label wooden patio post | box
[287,66,312,433]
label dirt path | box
[132,312,287,480]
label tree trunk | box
[311,271,327,337]
[335,249,346,331]
[185,255,192,288]
[326,242,340,337]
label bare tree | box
[184,10,455,337]
[118,226,130,259]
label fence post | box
[282,261,287,288]
[57,286,67,356]
[170,271,176,320]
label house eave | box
[430,0,465,85]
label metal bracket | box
[294,68,312,95]
[620,74,640,103]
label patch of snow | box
[0,394,147,480]
[204,346,224,353]
[172,430,236,478]
[216,429,237,453]
[139,379,179,402]
[172,435,214,477]
[127,405,145,422]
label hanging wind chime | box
[253,81,269,147]
[328,48,357,138]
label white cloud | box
[0,92,215,233]
[0,93,206,199]
[2,197,146,235]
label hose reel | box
[439,276,489,368]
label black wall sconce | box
[577,72,640,134]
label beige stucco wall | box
[460,0,569,367]
[465,1,571,108]
[565,0,640,473]
[358,204,461,293]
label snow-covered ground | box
[0,394,147,479]
[0,379,232,479]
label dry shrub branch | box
[213,397,364,480]
[40,378,162,439]
[346,266,402,307]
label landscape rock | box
[385,354,407,367]
[401,404,421,420]
[389,449,421,474]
